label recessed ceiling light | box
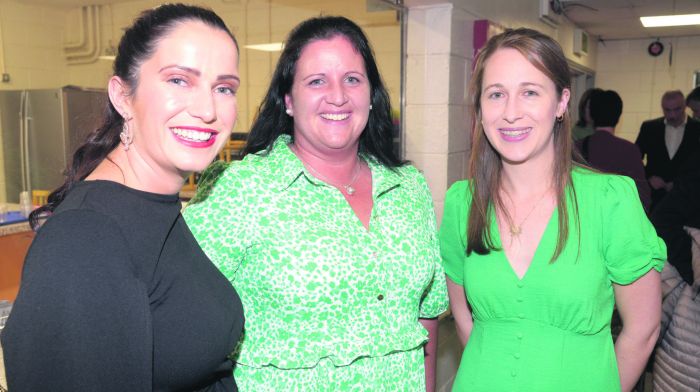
[244,43,284,52]
[640,14,700,27]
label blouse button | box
[518,313,525,319]
[516,332,523,339]
[517,282,524,288]
[516,297,524,303]
[513,353,521,359]
[511,370,517,377]
[377,294,384,301]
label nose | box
[325,80,348,106]
[502,94,522,123]
[189,87,217,123]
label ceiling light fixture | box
[640,14,700,27]
[244,43,284,52]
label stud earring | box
[369,104,373,110]
[286,108,292,116]
[119,120,133,151]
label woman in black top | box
[1,4,244,391]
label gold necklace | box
[505,190,549,237]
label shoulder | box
[28,208,132,276]
[445,179,471,201]
[686,118,700,131]
[640,117,665,130]
[572,167,637,200]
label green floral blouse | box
[184,135,448,369]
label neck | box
[501,161,553,199]
[595,126,614,134]
[290,141,361,183]
[89,147,185,195]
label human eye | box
[486,91,504,100]
[167,76,188,87]
[345,75,362,84]
[523,89,539,97]
[215,84,237,96]
[308,78,324,86]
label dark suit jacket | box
[635,116,700,182]
[578,130,651,211]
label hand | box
[648,176,666,190]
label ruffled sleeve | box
[439,180,470,286]
[602,175,666,284]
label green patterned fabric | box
[440,168,666,391]
[234,348,423,391]
[184,135,448,388]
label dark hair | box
[589,89,623,128]
[686,86,700,105]
[575,88,602,127]
[245,16,404,168]
[30,4,237,229]
[466,27,582,262]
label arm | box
[447,277,473,347]
[419,317,439,392]
[1,212,151,392]
[613,269,662,392]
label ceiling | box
[17,0,700,40]
[555,0,700,40]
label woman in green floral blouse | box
[184,16,448,392]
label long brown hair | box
[466,27,584,261]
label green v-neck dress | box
[439,168,666,392]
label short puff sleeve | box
[602,175,666,284]
[439,180,470,286]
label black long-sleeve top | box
[1,180,244,391]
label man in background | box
[635,90,700,210]
[579,89,651,211]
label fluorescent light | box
[98,55,115,61]
[640,14,700,27]
[244,43,284,52]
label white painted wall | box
[595,36,700,142]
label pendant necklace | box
[506,190,549,237]
[299,155,362,196]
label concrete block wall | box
[595,36,700,142]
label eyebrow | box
[483,82,545,90]
[159,65,240,83]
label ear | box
[557,88,571,117]
[284,94,293,114]
[108,76,132,119]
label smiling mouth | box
[171,127,215,142]
[499,127,531,136]
[320,113,350,121]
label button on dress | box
[440,168,666,391]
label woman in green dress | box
[440,28,665,391]
[185,16,448,391]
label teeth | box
[501,129,530,136]
[320,113,350,121]
[172,128,213,142]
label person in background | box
[184,16,448,392]
[635,90,700,210]
[652,152,700,285]
[1,4,244,391]
[571,87,601,141]
[440,28,665,392]
[686,86,700,120]
[578,89,651,211]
